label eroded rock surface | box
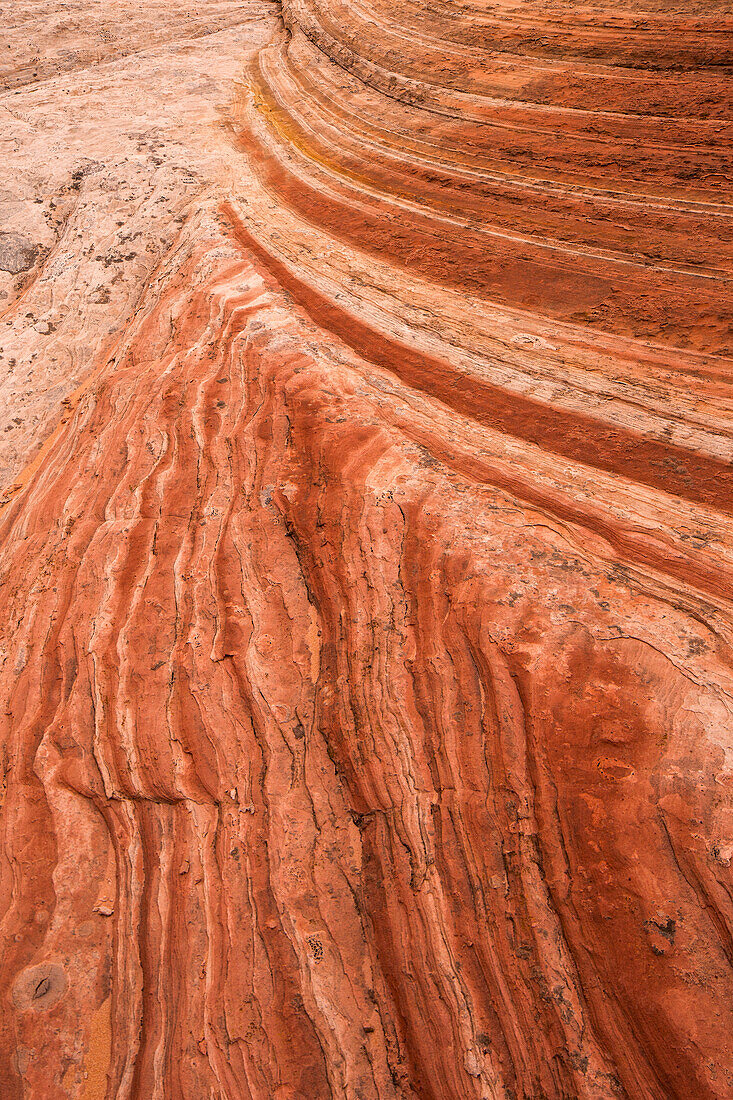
[0,0,275,494]
[0,1,732,1098]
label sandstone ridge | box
[0,1,732,1098]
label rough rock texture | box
[0,0,275,494]
[1,1,733,1099]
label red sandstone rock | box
[1,1,732,1098]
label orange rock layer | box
[1,1,733,1098]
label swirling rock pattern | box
[1,0,732,1098]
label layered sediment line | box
[1,0,732,1098]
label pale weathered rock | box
[0,1,731,1099]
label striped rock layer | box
[1,1,733,1099]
